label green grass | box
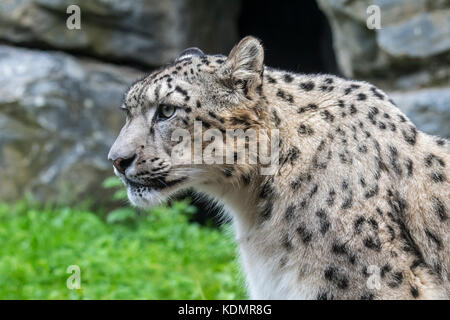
[0,200,246,299]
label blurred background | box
[0,0,449,299]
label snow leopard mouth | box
[126,176,187,191]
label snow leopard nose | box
[112,154,136,174]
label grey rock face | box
[317,0,450,77]
[0,0,239,67]
[0,0,240,204]
[318,0,449,138]
[378,10,450,58]
[0,45,142,203]
[389,87,450,138]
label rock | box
[378,10,450,58]
[0,0,239,67]
[393,66,450,90]
[317,0,450,78]
[389,87,450,138]
[316,0,390,77]
[375,0,429,25]
[318,0,450,139]
[0,44,142,204]
[316,0,372,23]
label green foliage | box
[102,176,123,189]
[0,200,246,299]
[102,176,128,203]
[106,207,137,224]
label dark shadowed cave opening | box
[186,0,338,226]
[238,0,338,74]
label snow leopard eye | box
[157,104,176,120]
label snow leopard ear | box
[220,36,264,89]
[176,47,205,61]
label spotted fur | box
[108,37,450,300]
